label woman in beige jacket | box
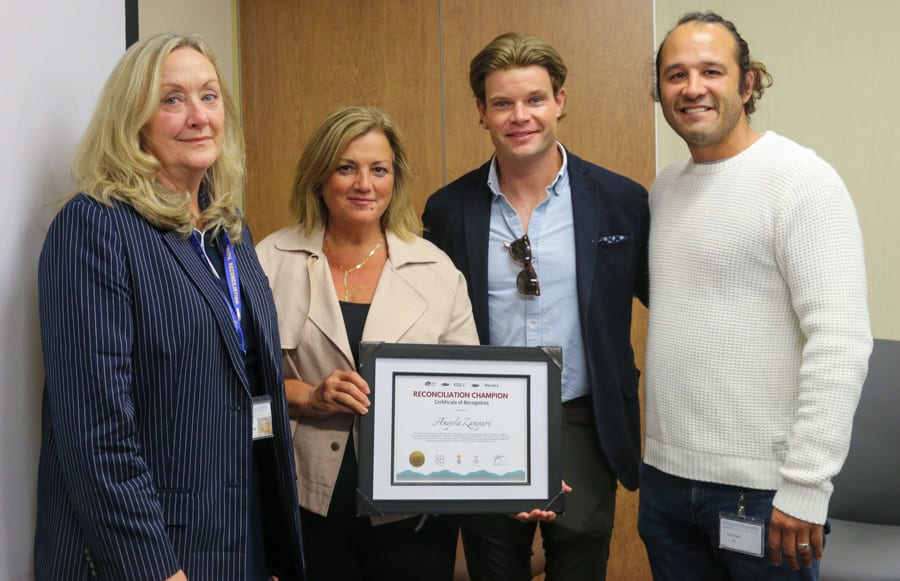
[256,105,478,581]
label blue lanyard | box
[190,229,246,353]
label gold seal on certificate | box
[408,451,425,467]
[356,343,564,516]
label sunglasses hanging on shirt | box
[507,233,541,296]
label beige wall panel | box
[239,0,443,239]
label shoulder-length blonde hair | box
[290,105,421,240]
[72,32,245,240]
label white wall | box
[654,1,900,341]
[0,1,124,577]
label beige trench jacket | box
[256,225,478,516]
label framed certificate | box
[356,342,563,515]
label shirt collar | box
[486,142,569,198]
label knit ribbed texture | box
[645,131,872,524]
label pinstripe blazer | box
[34,195,305,581]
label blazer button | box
[330,441,341,451]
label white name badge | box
[251,395,274,440]
[719,513,765,557]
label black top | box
[340,301,371,366]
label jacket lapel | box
[306,251,355,368]
[161,230,249,391]
[232,236,279,386]
[363,233,428,343]
[569,153,601,320]
[463,165,493,342]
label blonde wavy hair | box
[290,105,421,241]
[71,32,245,240]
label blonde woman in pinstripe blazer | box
[34,34,305,580]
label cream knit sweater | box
[645,131,872,524]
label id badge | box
[719,512,765,557]
[251,395,274,440]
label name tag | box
[252,395,274,440]
[719,513,765,557]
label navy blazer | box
[423,151,649,490]
[35,196,305,580]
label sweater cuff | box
[772,481,832,525]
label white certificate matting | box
[357,343,562,515]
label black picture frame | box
[356,342,563,516]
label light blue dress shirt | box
[487,145,589,402]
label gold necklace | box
[325,236,383,301]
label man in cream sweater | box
[640,11,872,580]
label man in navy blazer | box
[423,32,648,581]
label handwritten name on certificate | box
[391,374,529,484]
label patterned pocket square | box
[595,233,633,246]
